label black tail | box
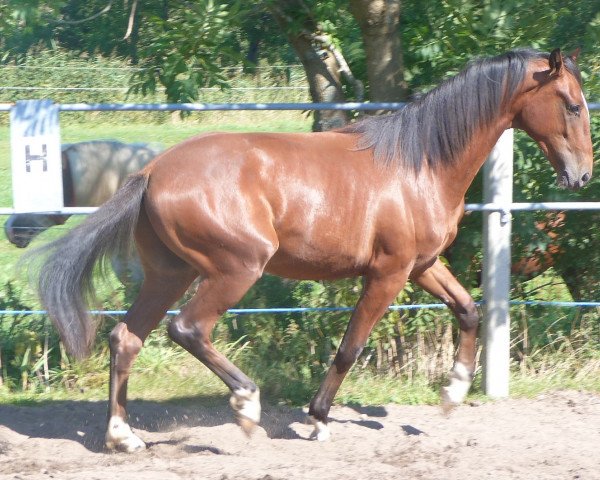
[28,173,149,359]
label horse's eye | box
[567,104,581,116]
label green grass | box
[509,368,600,396]
[1,310,599,406]
[4,353,598,408]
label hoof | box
[237,415,257,437]
[230,387,261,436]
[308,415,331,442]
[441,363,472,414]
[440,386,461,415]
[105,416,146,453]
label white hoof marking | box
[230,387,261,426]
[308,415,331,442]
[105,416,146,453]
[442,362,473,408]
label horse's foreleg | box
[411,258,480,410]
[167,271,263,435]
[106,270,196,452]
[308,272,409,441]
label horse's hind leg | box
[167,268,265,434]
[106,271,195,452]
[106,212,197,452]
[411,258,480,410]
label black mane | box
[342,49,581,171]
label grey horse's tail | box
[28,173,149,359]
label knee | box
[455,300,479,331]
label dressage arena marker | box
[1,99,599,400]
[9,100,63,213]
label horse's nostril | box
[581,172,590,184]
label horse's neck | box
[438,114,513,208]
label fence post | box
[10,99,63,212]
[482,128,513,398]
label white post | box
[10,99,63,212]
[482,128,513,398]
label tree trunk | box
[128,2,141,65]
[269,1,348,131]
[349,0,407,102]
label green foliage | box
[401,0,600,94]
[0,0,61,61]
[0,50,168,125]
[129,1,236,103]
[0,281,53,391]
[510,304,600,395]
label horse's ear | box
[549,48,563,76]
[568,47,581,62]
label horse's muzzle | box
[558,170,591,190]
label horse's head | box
[4,214,67,248]
[512,48,593,190]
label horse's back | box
[144,131,373,207]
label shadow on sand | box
[0,395,389,453]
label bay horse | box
[31,48,593,452]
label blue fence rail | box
[2,301,600,318]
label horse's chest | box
[414,212,460,259]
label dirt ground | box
[1,390,599,480]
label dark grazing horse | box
[30,49,593,452]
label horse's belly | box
[265,242,370,281]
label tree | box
[267,0,349,130]
[349,0,407,102]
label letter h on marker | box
[25,144,48,173]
